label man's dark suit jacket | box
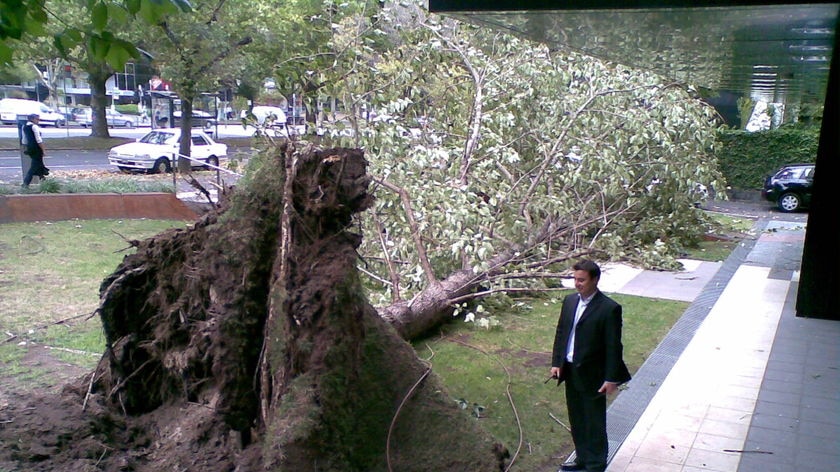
[551,290,631,391]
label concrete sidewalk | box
[577,217,838,472]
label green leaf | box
[125,0,141,15]
[64,28,84,43]
[88,35,110,61]
[53,35,68,58]
[92,2,108,32]
[108,3,129,24]
[105,41,138,70]
[138,0,176,24]
[0,43,13,66]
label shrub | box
[716,125,820,190]
[116,104,140,115]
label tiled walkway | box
[592,218,839,472]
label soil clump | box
[0,143,506,471]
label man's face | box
[573,269,598,298]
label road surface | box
[0,123,256,141]
[0,124,257,184]
[0,149,113,183]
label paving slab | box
[593,216,838,472]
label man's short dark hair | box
[28,114,39,121]
[573,259,601,280]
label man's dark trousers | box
[23,148,45,186]
[565,361,607,472]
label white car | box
[108,129,227,174]
[248,106,287,127]
[0,98,66,127]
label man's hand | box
[597,381,619,395]
[550,366,562,379]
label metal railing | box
[170,153,243,201]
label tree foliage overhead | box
[1,0,193,138]
[0,0,191,68]
[296,2,726,335]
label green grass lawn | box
[0,219,190,379]
[416,295,686,471]
[0,218,722,471]
[681,212,757,262]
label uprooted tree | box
[1,4,731,469]
[302,3,726,339]
[0,144,507,471]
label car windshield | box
[776,167,813,180]
[139,131,176,145]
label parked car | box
[57,105,75,121]
[246,106,287,127]
[0,98,66,127]
[79,109,140,128]
[173,110,217,129]
[108,129,227,174]
[762,163,815,212]
[70,106,90,123]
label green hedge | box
[716,125,820,190]
[115,104,140,115]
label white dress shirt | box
[566,292,595,363]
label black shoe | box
[560,461,586,471]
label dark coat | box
[22,122,42,158]
[551,290,631,391]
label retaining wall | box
[0,193,199,223]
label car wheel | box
[778,192,801,212]
[55,120,65,128]
[124,121,133,128]
[205,156,219,170]
[152,157,171,174]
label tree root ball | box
[0,143,507,471]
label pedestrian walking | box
[22,113,49,187]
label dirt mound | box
[0,143,506,471]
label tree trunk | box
[380,269,480,339]
[87,67,111,138]
[177,98,193,173]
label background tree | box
[227,0,386,128]
[50,0,134,137]
[136,0,260,170]
[1,0,190,66]
[0,62,38,89]
[2,0,191,137]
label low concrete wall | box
[0,193,199,223]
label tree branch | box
[207,0,227,25]
[373,211,402,302]
[374,178,438,286]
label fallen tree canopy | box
[0,144,507,471]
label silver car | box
[79,109,140,128]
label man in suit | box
[551,259,631,472]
